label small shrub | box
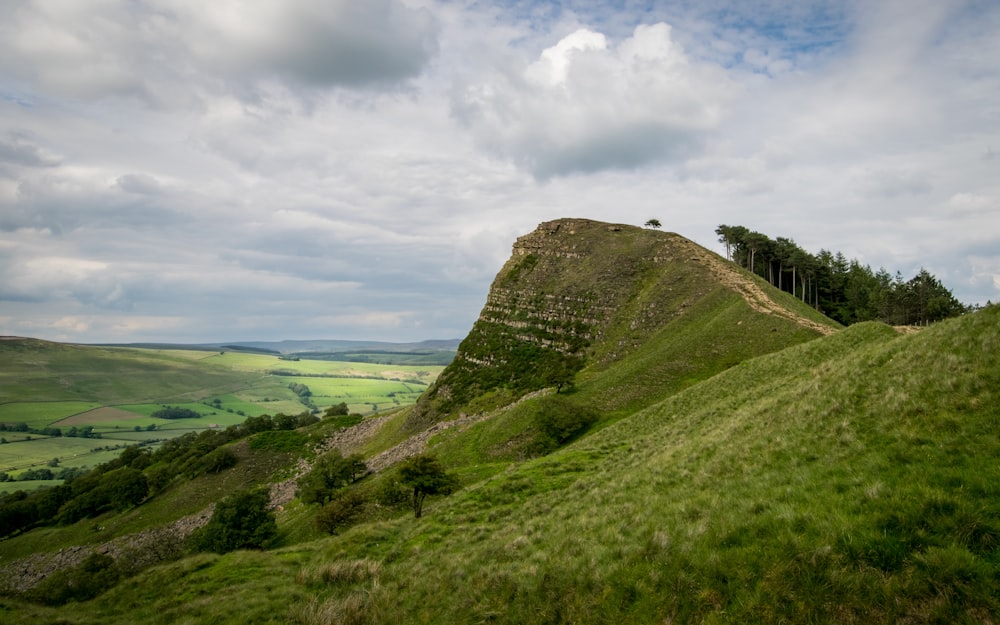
[200,447,238,474]
[314,491,367,534]
[375,477,410,508]
[530,396,600,454]
[249,430,308,452]
[25,553,120,605]
[398,455,459,518]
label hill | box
[409,218,837,428]
[1,219,997,624]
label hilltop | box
[409,218,837,429]
[1,219,997,624]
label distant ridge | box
[89,338,461,354]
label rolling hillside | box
[1,220,996,624]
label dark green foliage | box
[411,332,586,429]
[0,491,36,537]
[118,445,152,470]
[199,447,238,474]
[240,414,275,434]
[53,468,148,523]
[530,396,600,454]
[101,468,149,511]
[151,406,201,420]
[0,423,63,437]
[324,402,349,417]
[314,490,367,534]
[326,413,363,430]
[16,467,54,481]
[375,476,411,508]
[248,430,307,452]
[297,450,367,505]
[398,455,458,518]
[188,489,277,554]
[24,553,120,606]
[716,224,967,325]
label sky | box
[1,0,998,344]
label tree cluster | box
[0,423,103,439]
[297,450,367,505]
[188,488,277,553]
[151,406,201,420]
[715,225,967,326]
[0,411,318,539]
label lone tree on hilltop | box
[644,218,662,229]
[398,455,458,518]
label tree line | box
[0,412,320,539]
[714,225,969,326]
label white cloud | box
[452,22,736,179]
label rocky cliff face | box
[406,219,713,428]
[406,217,835,430]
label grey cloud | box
[0,174,184,234]
[527,122,703,180]
[855,168,934,199]
[0,133,61,168]
[247,0,440,88]
[115,174,166,196]
[0,0,439,104]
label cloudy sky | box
[1,0,998,344]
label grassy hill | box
[1,221,996,624]
[409,219,838,429]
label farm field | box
[0,339,444,485]
[0,402,103,428]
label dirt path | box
[680,239,838,336]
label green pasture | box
[0,340,444,489]
[207,351,442,382]
[107,403,257,426]
[0,436,130,474]
[0,402,101,427]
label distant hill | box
[2,219,997,625]
[92,338,461,365]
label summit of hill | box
[409,217,838,429]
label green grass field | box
[0,402,101,427]
[0,341,444,482]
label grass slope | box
[5,306,996,624]
[0,340,248,405]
